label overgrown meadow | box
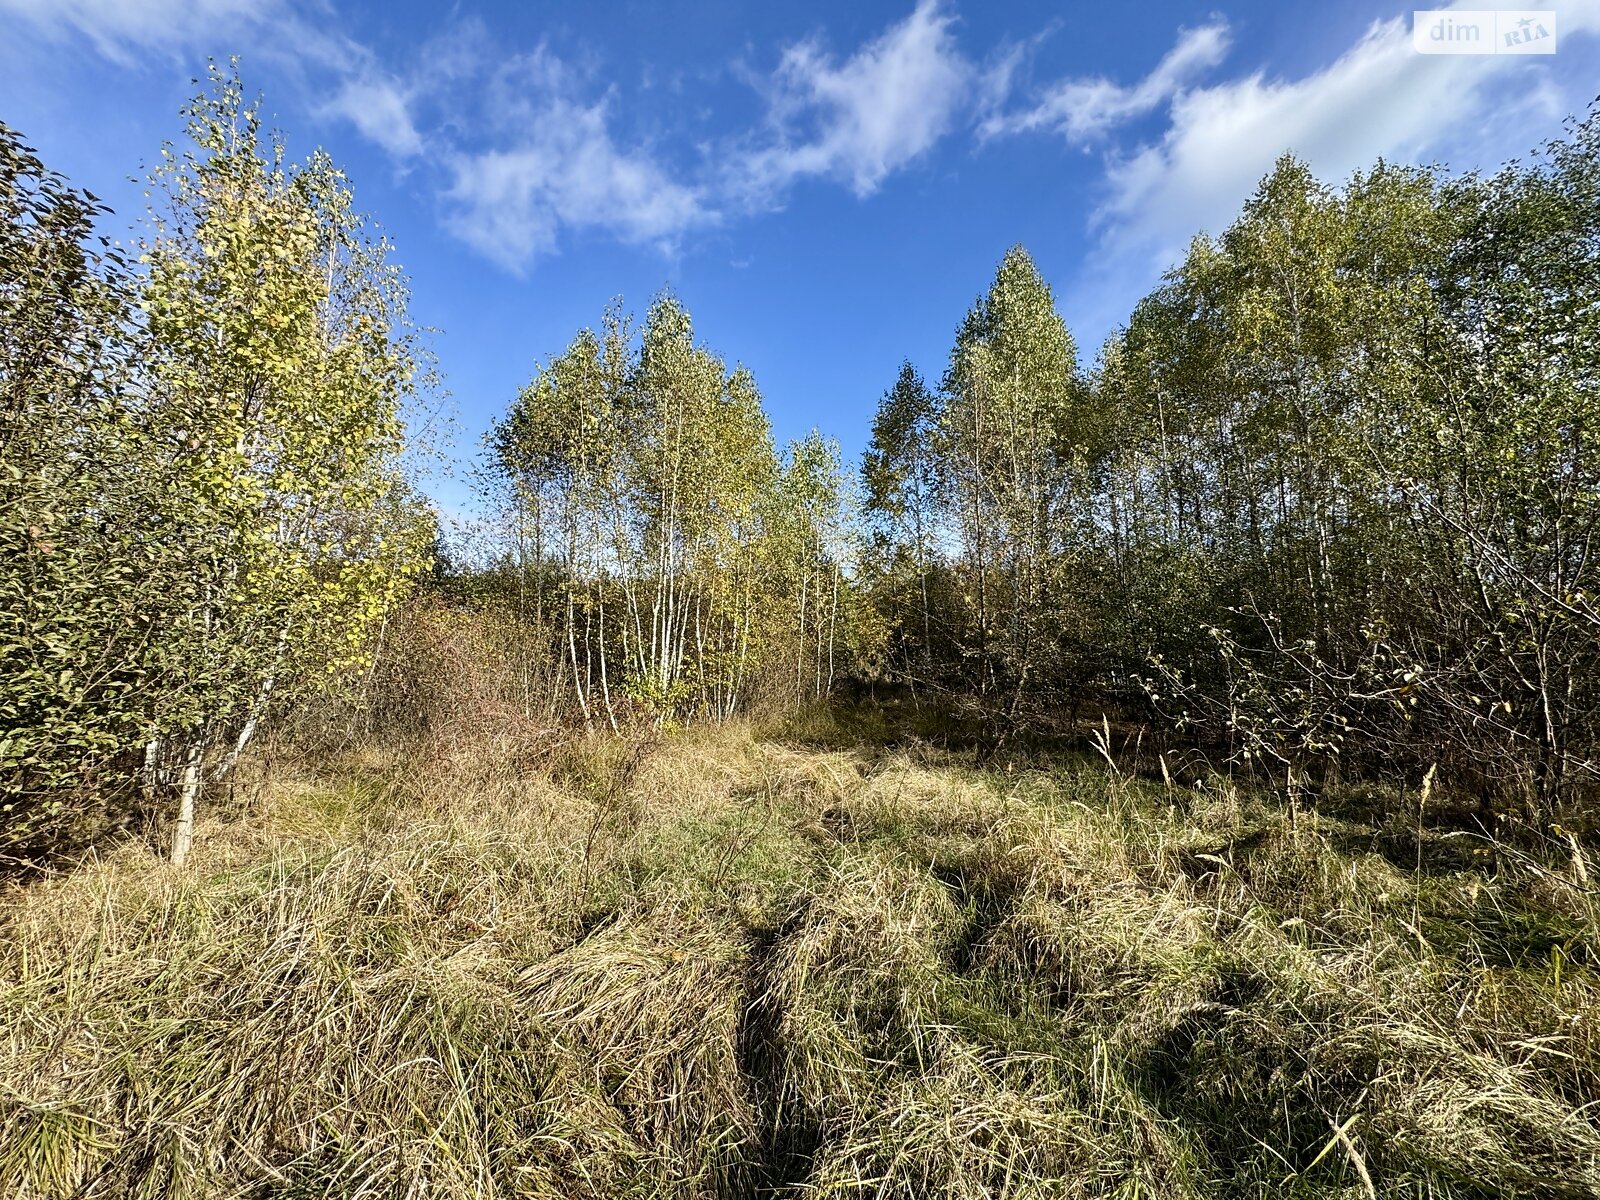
[3,690,1597,1196]
[3,68,1600,1199]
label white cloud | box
[1094,11,1598,266]
[443,3,976,269]
[22,0,1591,285]
[0,0,989,271]
[444,93,710,270]
[320,76,423,159]
[983,21,1230,143]
[0,0,256,61]
[733,0,972,200]
[0,0,354,67]
[0,0,437,190]
[1060,0,1600,349]
[433,45,712,270]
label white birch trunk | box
[170,743,204,867]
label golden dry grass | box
[1,720,1597,1197]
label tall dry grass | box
[1,685,1597,1196]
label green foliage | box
[0,67,431,865]
[862,246,1110,732]
[488,295,851,726]
[860,363,949,684]
[0,120,174,857]
[859,111,1600,821]
[941,246,1102,716]
[1112,122,1600,819]
[139,63,428,727]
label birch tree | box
[491,294,790,726]
[139,65,429,863]
[940,246,1088,723]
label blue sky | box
[3,0,1598,517]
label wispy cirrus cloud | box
[1056,1,1600,346]
[428,2,978,269]
[730,0,972,201]
[0,0,710,269]
[0,0,267,62]
[0,0,1022,271]
[7,0,1597,286]
[0,0,367,72]
[444,99,709,267]
[981,21,1231,144]
[424,43,712,270]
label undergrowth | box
[1,719,1596,1198]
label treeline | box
[6,66,1599,866]
[453,110,1600,827]
[0,68,431,865]
[857,113,1600,824]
